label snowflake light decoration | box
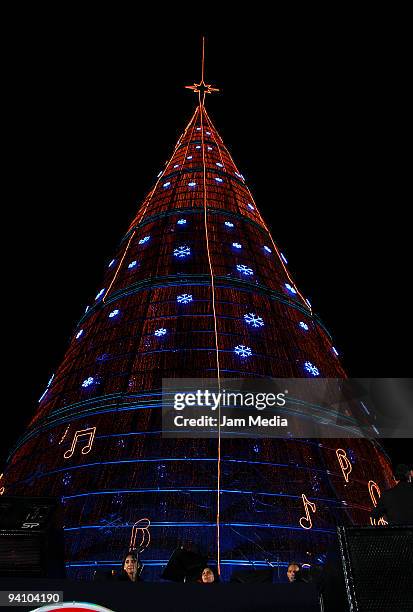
[177,219,187,225]
[82,376,95,388]
[108,259,115,267]
[173,164,180,168]
[215,177,223,183]
[247,203,255,210]
[285,283,297,294]
[232,242,242,249]
[244,313,264,328]
[188,181,196,187]
[163,182,171,188]
[304,361,320,376]
[128,260,137,269]
[177,294,193,304]
[236,264,254,276]
[139,236,150,245]
[109,309,120,318]
[216,162,224,168]
[234,344,252,357]
[76,329,84,339]
[155,328,167,337]
[225,221,234,228]
[174,246,191,258]
[299,321,309,331]
[263,246,272,253]
[95,288,105,300]
[281,252,288,264]
[332,346,339,356]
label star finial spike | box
[185,36,219,106]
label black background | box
[2,14,411,470]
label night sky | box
[3,22,410,470]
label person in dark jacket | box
[117,551,142,582]
[372,464,413,524]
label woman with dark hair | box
[117,551,142,582]
[197,567,217,584]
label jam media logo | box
[33,604,115,612]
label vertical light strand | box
[203,107,312,315]
[200,102,222,575]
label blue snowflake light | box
[304,361,320,376]
[244,313,264,328]
[173,164,179,168]
[82,376,95,388]
[196,127,201,131]
[214,177,223,183]
[263,246,272,254]
[216,162,224,167]
[206,131,211,136]
[128,260,137,269]
[76,329,84,339]
[188,181,196,187]
[157,171,162,178]
[306,298,312,308]
[155,328,167,337]
[174,246,191,258]
[237,264,254,276]
[232,242,242,249]
[109,309,120,318]
[332,346,339,356]
[234,344,252,357]
[177,219,187,225]
[247,203,255,210]
[95,288,105,300]
[196,145,201,149]
[285,283,297,295]
[177,293,193,304]
[207,146,213,151]
[108,259,115,267]
[299,321,309,331]
[139,236,150,245]
[281,252,288,264]
[187,155,193,160]
[163,182,171,188]
[235,172,242,178]
[225,221,234,228]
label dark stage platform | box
[0,579,320,611]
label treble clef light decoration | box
[368,480,388,526]
[299,494,316,530]
[336,448,352,483]
[129,518,151,552]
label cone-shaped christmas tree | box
[3,45,392,580]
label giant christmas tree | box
[2,43,392,580]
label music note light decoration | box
[129,518,151,552]
[64,427,96,459]
[2,40,394,580]
[368,479,388,525]
[336,448,352,483]
[299,494,316,529]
